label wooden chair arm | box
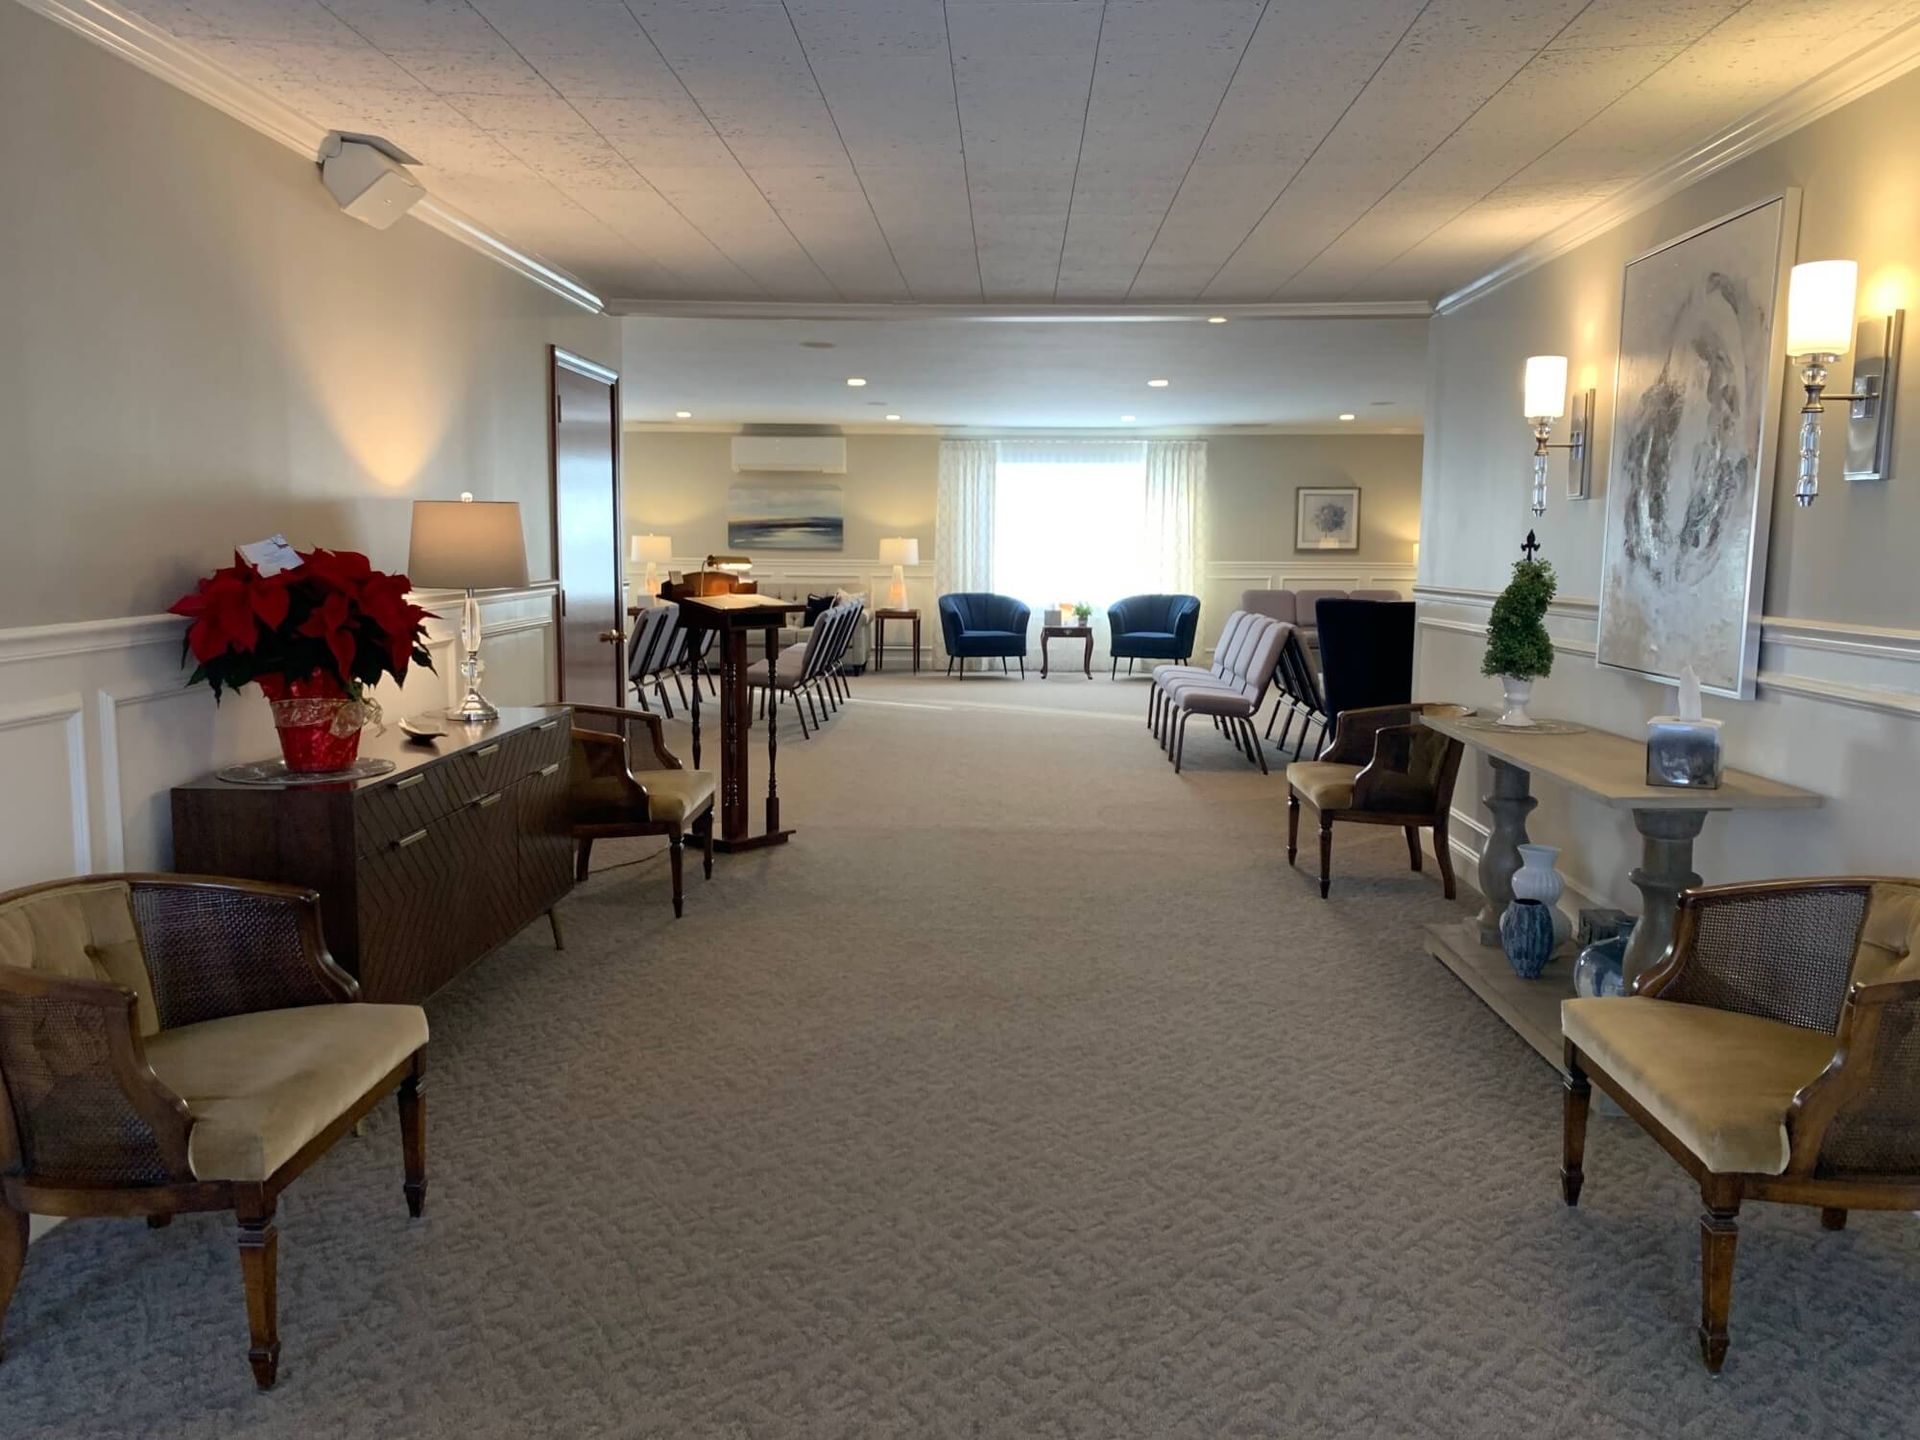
[1785,974,1920,1178]
[1320,704,1417,766]
[0,968,194,1185]
[126,875,357,1030]
[1348,723,1441,813]
[559,702,683,771]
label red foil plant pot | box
[169,547,435,772]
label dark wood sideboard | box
[172,707,574,1003]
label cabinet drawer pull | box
[395,828,429,849]
[475,791,504,809]
[537,762,560,777]
[395,773,426,790]
[475,742,501,758]
[537,719,558,731]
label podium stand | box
[674,592,795,853]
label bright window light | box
[993,442,1150,629]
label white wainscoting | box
[0,586,559,892]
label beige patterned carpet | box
[4,673,1918,1438]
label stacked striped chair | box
[1146,611,1290,774]
[747,596,865,738]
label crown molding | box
[1435,15,1920,316]
[609,299,1432,322]
[16,0,604,314]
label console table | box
[1418,714,1820,1064]
[171,708,572,1003]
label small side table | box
[1040,624,1093,679]
[873,608,920,673]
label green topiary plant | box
[1482,553,1557,680]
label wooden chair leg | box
[1698,1180,1742,1374]
[1287,791,1300,865]
[668,834,686,917]
[1821,1207,1848,1231]
[1561,1050,1590,1206]
[1404,825,1423,871]
[0,1198,26,1364]
[399,1051,427,1219]
[1433,819,1457,900]
[235,1190,280,1390]
[574,837,593,883]
[1318,815,1334,899]
[547,907,565,950]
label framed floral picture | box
[1295,486,1360,552]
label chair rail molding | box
[0,588,559,890]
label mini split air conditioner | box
[319,132,425,230]
[729,436,848,474]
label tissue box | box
[1043,608,1064,627]
[1646,716,1723,789]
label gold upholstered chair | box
[0,874,429,1389]
[1285,702,1468,899]
[562,703,716,918]
[1561,877,1920,1372]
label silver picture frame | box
[1596,189,1800,699]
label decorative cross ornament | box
[1520,530,1543,562]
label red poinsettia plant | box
[168,548,435,700]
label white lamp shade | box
[1523,355,1568,419]
[407,498,528,591]
[1786,260,1858,356]
[878,536,920,566]
[630,533,673,564]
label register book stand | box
[677,592,795,854]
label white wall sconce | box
[1522,355,1594,516]
[1784,259,1904,506]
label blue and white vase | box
[1574,930,1632,1000]
[1500,898,1555,980]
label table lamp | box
[630,533,672,605]
[407,493,529,722]
[878,536,919,608]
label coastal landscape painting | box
[1597,192,1793,698]
[727,484,844,551]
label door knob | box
[599,629,623,644]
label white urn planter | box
[1511,842,1571,945]
[1497,674,1537,727]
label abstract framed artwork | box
[1295,486,1360,552]
[726,483,845,551]
[1597,190,1799,698]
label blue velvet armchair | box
[938,592,1031,678]
[1106,594,1201,678]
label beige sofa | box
[753,582,874,670]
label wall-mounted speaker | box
[318,132,424,230]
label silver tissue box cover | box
[1646,717,1723,789]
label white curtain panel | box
[1143,439,1208,598]
[936,439,997,664]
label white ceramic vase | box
[1497,674,1536,727]
[1511,843,1572,945]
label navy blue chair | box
[938,593,1031,678]
[1106,593,1201,678]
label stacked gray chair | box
[1145,609,1250,737]
[746,597,862,738]
[1151,613,1289,774]
[627,602,684,715]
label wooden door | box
[549,348,624,704]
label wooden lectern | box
[672,591,794,853]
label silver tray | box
[216,757,397,787]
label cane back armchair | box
[1561,877,1920,1372]
[563,703,716,917]
[0,874,429,1389]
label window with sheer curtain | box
[992,440,1151,620]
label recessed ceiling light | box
[846,377,867,387]
[1206,316,1228,325]
[885,414,902,421]
[1120,414,1136,422]
[800,340,835,349]
[1338,412,1356,421]
[674,410,692,419]
[1147,378,1169,387]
